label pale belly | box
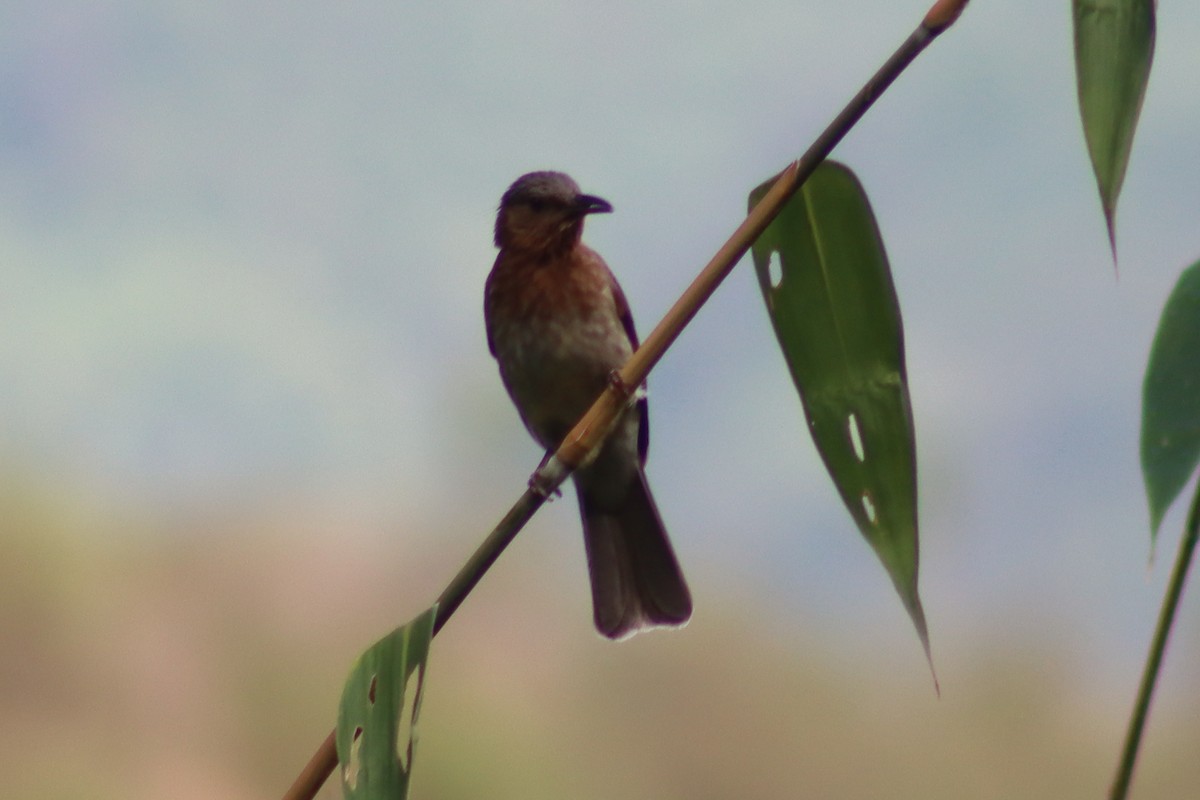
[492,307,634,450]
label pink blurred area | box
[4,479,1199,800]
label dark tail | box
[578,469,692,639]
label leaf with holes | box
[1142,260,1200,542]
[337,606,436,800]
[749,161,932,671]
[1073,0,1155,255]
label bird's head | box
[494,171,612,254]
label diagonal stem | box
[281,3,968,798]
[1109,481,1200,800]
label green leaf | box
[1073,0,1155,255]
[1142,261,1200,541]
[749,161,932,668]
[337,606,437,800]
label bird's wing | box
[609,272,651,466]
[483,259,500,357]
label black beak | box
[574,193,613,216]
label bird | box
[483,170,692,639]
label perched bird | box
[484,171,692,639]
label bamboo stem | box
[282,4,965,797]
[1109,483,1200,799]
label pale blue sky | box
[3,1,1199,691]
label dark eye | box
[527,198,547,212]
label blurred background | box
[3,2,1200,798]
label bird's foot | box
[527,471,562,501]
[528,453,563,500]
[608,369,634,399]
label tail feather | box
[579,469,692,639]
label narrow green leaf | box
[1141,261,1200,541]
[749,161,932,669]
[337,606,437,800]
[1073,0,1155,256]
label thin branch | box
[1110,481,1200,800]
[282,732,338,800]
[434,486,553,635]
[281,3,967,797]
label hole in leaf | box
[368,675,377,705]
[847,413,865,461]
[861,492,877,524]
[767,252,783,289]
[343,728,364,790]
[396,664,424,773]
